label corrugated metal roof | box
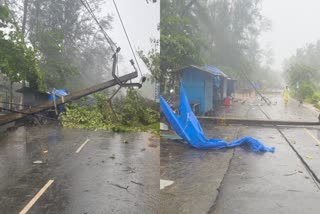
[172,65,228,77]
[202,65,227,77]
[16,87,49,96]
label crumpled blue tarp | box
[48,89,68,101]
[48,89,69,112]
[160,84,275,153]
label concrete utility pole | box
[0,72,138,126]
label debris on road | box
[284,172,297,176]
[160,179,174,190]
[160,122,169,131]
[160,134,183,141]
[131,181,144,186]
[148,142,158,148]
[109,182,129,190]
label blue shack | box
[173,65,227,115]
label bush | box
[314,103,320,110]
[312,91,320,103]
[61,89,159,132]
[297,82,314,102]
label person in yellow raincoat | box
[283,86,289,105]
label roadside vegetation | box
[61,89,160,134]
[160,0,280,95]
[284,42,320,109]
[0,5,44,91]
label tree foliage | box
[27,0,114,89]
[284,64,318,88]
[284,41,320,91]
[3,0,114,89]
[61,89,159,133]
[138,38,160,83]
[160,1,205,94]
[160,0,269,93]
[0,4,44,90]
[284,62,319,103]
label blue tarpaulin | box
[48,89,69,112]
[48,89,68,101]
[160,84,275,152]
[202,65,227,77]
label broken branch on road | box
[109,182,129,190]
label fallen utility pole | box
[0,72,138,126]
[198,116,320,126]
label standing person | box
[283,86,290,106]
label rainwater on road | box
[0,125,159,214]
[161,92,320,214]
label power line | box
[112,0,143,77]
[79,0,117,52]
[79,0,144,78]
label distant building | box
[0,76,24,131]
[0,84,9,111]
[0,76,23,111]
[172,65,235,115]
[16,87,49,107]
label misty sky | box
[259,0,320,71]
[98,0,320,75]
[101,0,159,77]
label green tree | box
[284,63,318,89]
[138,38,160,83]
[284,41,320,88]
[160,0,269,92]
[0,4,44,90]
[160,1,205,93]
[23,0,114,89]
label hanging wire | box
[79,0,117,53]
[112,0,143,77]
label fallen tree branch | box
[109,183,129,190]
[130,180,144,186]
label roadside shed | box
[0,85,9,111]
[173,65,227,115]
[0,77,24,111]
[16,87,49,107]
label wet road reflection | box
[161,93,320,214]
[0,125,159,214]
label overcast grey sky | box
[101,0,159,76]
[99,0,320,75]
[259,0,320,71]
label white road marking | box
[160,179,174,190]
[304,128,320,145]
[75,139,90,153]
[19,180,54,214]
[32,160,43,164]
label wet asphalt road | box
[161,93,320,214]
[0,126,159,214]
